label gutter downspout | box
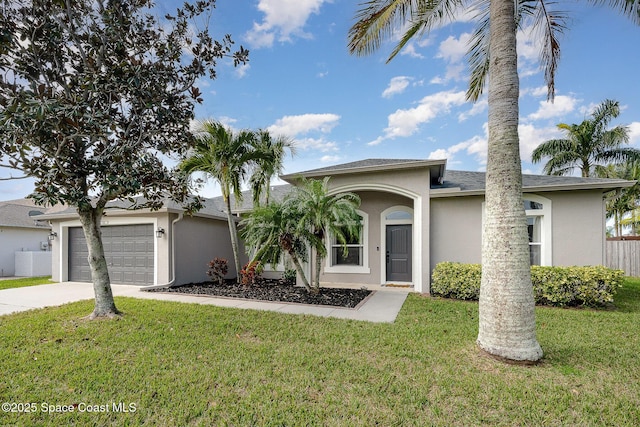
[143,212,183,290]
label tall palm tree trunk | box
[225,195,242,278]
[477,0,542,362]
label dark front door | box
[386,224,412,282]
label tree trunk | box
[77,207,120,319]
[477,0,543,362]
[288,251,312,292]
[225,195,242,278]
[313,252,322,295]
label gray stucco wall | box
[174,215,247,285]
[430,196,484,268]
[429,190,608,271]
[546,190,606,266]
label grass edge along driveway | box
[0,276,51,291]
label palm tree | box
[249,130,296,207]
[348,0,639,362]
[180,120,274,277]
[597,162,640,236]
[288,177,361,293]
[532,99,637,177]
[239,201,313,291]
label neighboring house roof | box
[212,184,293,214]
[37,196,229,221]
[0,200,51,229]
[431,170,635,197]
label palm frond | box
[590,0,640,24]
[529,0,568,101]
[465,1,490,101]
[531,138,575,163]
[348,0,417,57]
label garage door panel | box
[69,224,154,285]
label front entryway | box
[68,224,154,285]
[385,224,412,282]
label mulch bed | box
[144,280,372,308]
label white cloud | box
[294,137,338,152]
[629,122,640,146]
[428,141,471,162]
[320,155,341,162]
[375,90,468,143]
[244,0,329,48]
[216,116,238,130]
[518,123,563,162]
[522,85,549,98]
[526,95,577,121]
[399,41,426,59]
[458,98,487,122]
[382,76,412,99]
[436,34,470,64]
[235,64,250,78]
[431,33,472,84]
[268,113,340,137]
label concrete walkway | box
[0,282,409,323]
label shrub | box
[240,261,264,288]
[282,268,296,286]
[431,262,481,300]
[206,258,228,285]
[431,262,625,308]
[531,265,625,307]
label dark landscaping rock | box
[144,280,371,308]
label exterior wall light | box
[155,227,165,238]
[48,231,57,241]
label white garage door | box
[68,224,154,285]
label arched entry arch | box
[328,183,424,291]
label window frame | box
[324,210,370,274]
[524,194,552,266]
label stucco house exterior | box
[40,199,246,287]
[279,159,634,293]
[0,199,53,277]
[38,158,633,293]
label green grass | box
[1,279,639,426]
[0,276,51,291]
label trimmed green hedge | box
[431,262,625,308]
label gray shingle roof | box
[432,170,634,194]
[287,159,427,176]
[211,184,293,213]
[0,201,51,229]
[36,195,229,221]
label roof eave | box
[430,180,636,198]
[281,159,447,183]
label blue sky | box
[2,0,640,200]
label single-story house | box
[0,199,53,277]
[40,158,634,293]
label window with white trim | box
[524,196,551,266]
[325,211,369,273]
[330,216,363,267]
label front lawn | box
[0,276,51,291]
[0,279,638,426]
